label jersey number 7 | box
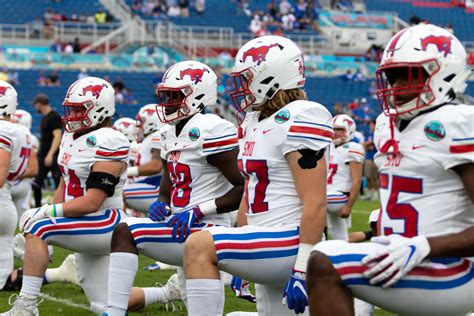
[238,160,269,213]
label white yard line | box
[39,293,90,311]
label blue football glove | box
[283,269,308,314]
[230,276,256,303]
[148,200,170,222]
[167,205,204,242]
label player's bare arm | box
[287,150,327,247]
[207,147,245,214]
[339,161,363,218]
[157,158,171,205]
[0,149,11,188]
[60,160,126,217]
[237,192,248,227]
[52,177,65,204]
[453,162,474,203]
[128,148,163,177]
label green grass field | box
[0,199,396,315]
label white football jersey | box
[327,141,365,193]
[134,131,161,182]
[374,104,474,238]
[159,113,238,226]
[58,128,129,211]
[0,120,32,193]
[129,141,140,165]
[239,100,333,227]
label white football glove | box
[20,204,56,232]
[361,234,431,288]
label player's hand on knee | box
[338,205,351,218]
[167,206,204,242]
[20,204,57,231]
[283,269,308,314]
[362,234,431,288]
[148,200,170,222]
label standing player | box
[11,110,39,217]
[308,24,474,315]
[183,35,332,315]
[327,114,364,240]
[104,60,244,316]
[122,105,164,214]
[0,81,32,292]
[1,77,130,315]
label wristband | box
[127,166,139,177]
[46,204,64,217]
[294,243,313,273]
[197,200,217,217]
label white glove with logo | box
[19,204,58,232]
[362,234,431,288]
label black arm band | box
[363,231,373,241]
[86,172,119,197]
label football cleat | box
[0,295,40,316]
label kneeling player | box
[327,114,364,240]
[307,24,474,316]
[104,61,244,316]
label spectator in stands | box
[333,103,344,115]
[341,69,354,81]
[179,0,190,17]
[43,8,54,23]
[279,0,293,15]
[0,68,9,82]
[73,37,81,53]
[195,0,206,15]
[353,68,367,82]
[409,13,422,25]
[31,17,44,38]
[50,40,62,53]
[250,15,263,35]
[282,12,296,30]
[272,27,285,36]
[305,1,322,33]
[8,69,19,86]
[123,88,138,104]
[37,71,48,86]
[294,0,307,19]
[32,94,62,207]
[47,70,61,86]
[95,9,107,23]
[168,5,181,17]
[115,87,125,104]
[64,43,74,54]
[368,81,377,99]
[78,68,89,80]
[445,23,454,34]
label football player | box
[0,82,33,293]
[104,60,244,316]
[1,77,130,315]
[122,105,164,214]
[327,114,364,240]
[183,35,332,315]
[112,117,140,165]
[308,24,474,316]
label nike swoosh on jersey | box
[263,128,273,134]
[412,145,427,150]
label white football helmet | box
[62,77,115,133]
[231,35,305,112]
[0,80,18,118]
[332,114,356,145]
[376,24,471,120]
[14,109,33,130]
[136,104,163,138]
[113,117,137,142]
[156,60,217,124]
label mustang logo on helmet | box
[242,43,282,66]
[179,68,210,84]
[343,118,354,126]
[82,84,107,99]
[0,86,10,97]
[420,35,452,57]
[120,121,132,128]
[143,108,156,116]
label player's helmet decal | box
[82,84,107,99]
[274,108,290,124]
[0,86,10,97]
[241,43,282,66]
[189,127,201,141]
[420,35,452,57]
[424,120,445,141]
[179,68,210,84]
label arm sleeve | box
[94,133,130,163]
[345,142,365,163]
[442,107,474,170]
[281,105,333,155]
[149,131,162,151]
[201,120,238,157]
[0,130,14,152]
